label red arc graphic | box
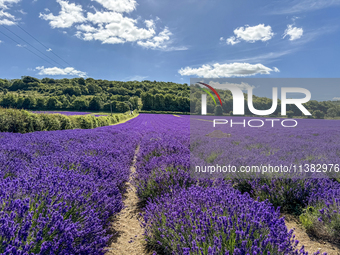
[197,82,223,106]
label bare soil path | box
[106,146,147,255]
[285,216,340,255]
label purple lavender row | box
[0,115,148,254]
[31,111,92,116]
[130,115,321,254]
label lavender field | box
[31,111,108,117]
[0,114,339,254]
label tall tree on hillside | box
[47,97,61,110]
[89,96,103,111]
[72,98,89,110]
[22,97,36,109]
[36,98,46,110]
[153,94,165,111]
[141,92,153,110]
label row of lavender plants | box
[0,115,146,254]
[190,117,340,244]
[133,115,321,254]
[31,111,108,117]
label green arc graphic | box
[198,87,217,105]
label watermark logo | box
[197,82,223,114]
[199,83,312,116]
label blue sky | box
[0,0,340,95]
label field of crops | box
[0,114,340,254]
[31,111,109,117]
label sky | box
[0,0,340,100]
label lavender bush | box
[143,185,315,255]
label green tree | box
[1,94,17,108]
[214,105,223,116]
[78,77,85,85]
[16,97,24,109]
[22,97,36,109]
[46,97,61,110]
[141,92,153,110]
[327,107,340,118]
[313,110,325,119]
[153,94,165,111]
[72,98,89,110]
[286,110,294,118]
[87,83,102,94]
[177,96,190,112]
[116,101,130,113]
[22,76,39,84]
[10,80,26,91]
[63,86,81,96]
[89,96,103,111]
[36,98,46,109]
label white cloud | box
[144,19,154,29]
[333,97,340,101]
[273,67,280,72]
[0,1,20,26]
[137,27,170,49]
[0,9,14,18]
[39,0,86,28]
[0,0,20,9]
[225,24,274,45]
[179,62,279,78]
[35,66,87,77]
[46,48,52,51]
[92,0,137,13]
[226,36,240,45]
[0,18,14,25]
[236,24,274,42]
[283,24,303,41]
[40,0,185,51]
[0,40,2,43]
[76,12,155,43]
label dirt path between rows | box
[285,216,340,255]
[106,146,147,255]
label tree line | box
[0,76,190,113]
[0,77,338,117]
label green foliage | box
[214,105,223,116]
[89,96,103,111]
[313,110,325,119]
[0,107,138,133]
[72,98,88,110]
[326,106,340,118]
[300,203,340,243]
[1,76,335,115]
[286,110,294,118]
